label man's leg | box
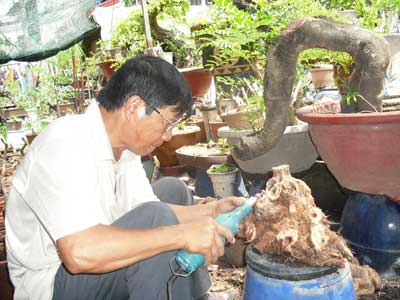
[53,201,209,300]
[151,176,193,206]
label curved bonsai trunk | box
[233,17,390,161]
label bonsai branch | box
[233,17,390,161]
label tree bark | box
[233,17,390,161]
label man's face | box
[123,99,181,156]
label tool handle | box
[175,200,254,273]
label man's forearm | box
[57,224,185,274]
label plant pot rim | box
[310,64,334,71]
[218,124,309,139]
[221,106,258,116]
[176,144,232,171]
[171,125,200,136]
[296,101,400,125]
[206,166,238,176]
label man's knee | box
[152,177,193,206]
[113,201,179,229]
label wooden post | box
[140,0,156,56]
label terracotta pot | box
[179,67,212,98]
[152,126,200,167]
[310,64,335,89]
[58,103,75,116]
[296,101,400,203]
[187,119,206,143]
[159,165,187,177]
[176,144,233,171]
[209,121,226,141]
[97,60,117,79]
[0,108,27,119]
[216,98,237,115]
[221,108,263,130]
[6,120,22,131]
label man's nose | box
[162,130,173,142]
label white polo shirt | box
[5,101,159,300]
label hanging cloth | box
[0,0,99,64]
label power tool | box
[167,197,257,299]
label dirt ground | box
[208,264,400,300]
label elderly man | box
[6,56,243,300]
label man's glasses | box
[146,102,181,132]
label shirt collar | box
[85,99,116,162]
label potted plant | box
[5,116,22,131]
[206,163,238,198]
[175,138,233,172]
[299,48,355,91]
[108,0,195,69]
[236,17,397,201]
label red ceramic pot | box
[179,67,212,98]
[296,101,400,203]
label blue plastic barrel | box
[340,192,400,275]
[243,246,356,300]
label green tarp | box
[0,0,99,64]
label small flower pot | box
[207,164,238,198]
[310,64,335,89]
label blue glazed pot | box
[340,192,400,275]
[243,247,356,300]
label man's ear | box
[124,95,145,120]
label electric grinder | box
[167,197,257,299]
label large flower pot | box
[176,144,232,171]
[218,125,318,174]
[0,107,27,119]
[296,101,400,203]
[152,126,200,167]
[179,67,213,98]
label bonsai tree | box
[109,0,196,68]
[194,0,336,76]
[231,17,389,161]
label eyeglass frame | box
[144,100,182,132]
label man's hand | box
[180,217,235,266]
[210,196,245,218]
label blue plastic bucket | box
[340,192,400,275]
[243,246,356,300]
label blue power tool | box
[174,197,257,274]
